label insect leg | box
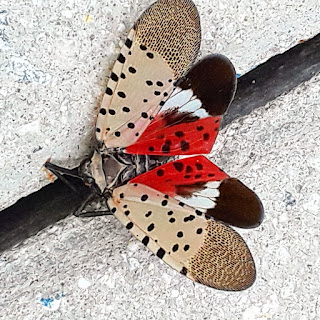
[74,195,112,218]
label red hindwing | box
[130,155,228,197]
[126,116,221,155]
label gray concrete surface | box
[1,0,320,319]
[1,73,320,319]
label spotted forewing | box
[95,0,201,149]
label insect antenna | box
[44,161,102,197]
[44,161,84,196]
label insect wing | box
[125,54,236,155]
[131,156,264,228]
[109,183,256,290]
[96,0,201,149]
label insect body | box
[45,0,263,291]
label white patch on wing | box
[174,180,221,209]
[175,194,217,209]
[194,187,220,198]
[160,88,194,111]
[193,108,209,118]
[170,86,182,97]
[160,87,210,119]
[206,181,221,189]
[178,98,201,113]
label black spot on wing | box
[186,165,193,173]
[126,222,133,229]
[172,244,179,252]
[203,133,210,141]
[180,267,188,275]
[196,125,204,131]
[173,162,184,172]
[142,236,149,246]
[147,52,154,59]
[125,38,132,48]
[180,141,190,151]
[162,140,171,154]
[110,73,118,82]
[156,248,165,259]
[161,200,168,206]
[184,215,195,222]
[118,91,126,98]
[141,194,148,201]
[106,87,113,95]
[117,53,125,63]
[175,131,184,138]
[157,169,164,176]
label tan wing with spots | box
[96,0,201,149]
[109,183,256,291]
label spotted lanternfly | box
[45,0,264,291]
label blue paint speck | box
[40,297,54,307]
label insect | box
[45,0,264,291]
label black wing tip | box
[207,178,264,229]
[177,54,237,116]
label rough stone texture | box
[1,0,320,318]
[1,73,319,319]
